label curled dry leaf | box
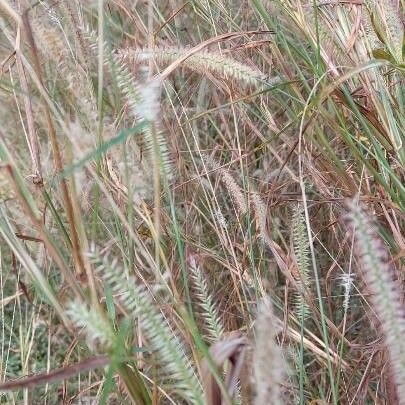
[201,331,248,405]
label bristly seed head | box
[135,79,162,122]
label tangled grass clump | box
[0,0,403,403]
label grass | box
[0,0,404,403]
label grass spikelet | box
[360,7,385,55]
[118,47,271,88]
[213,208,228,229]
[253,298,285,405]
[339,272,355,312]
[249,191,288,272]
[31,21,67,65]
[189,255,224,342]
[346,198,405,402]
[250,192,267,241]
[105,48,173,179]
[291,205,311,322]
[203,154,247,214]
[66,301,115,349]
[87,248,204,404]
[66,299,152,404]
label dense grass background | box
[0,0,404,403]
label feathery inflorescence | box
[189,255,224,342]
[253,298,286,405]
[345,199,405,403]
[118,47,274,89]
[339,272,355,312]
[66,301,115,349]
[105,46,173,180]
[202,153,248,215]
[86,248,204,404]
[291,205,311,322]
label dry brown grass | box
[0,0,404,403]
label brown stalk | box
[15,233,43,243]
[20,6,85,278]
[14,23,42,185]
[153,1,190,38]
[1,161,82,299]
[64,145,99,306]
[0,355,110,392]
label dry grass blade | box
[14,35,42,185]
[0,205,69,325]
[0,355,109,392]
[201,331,248,405]
[0,0,22,25]
[0,291,23,306]
[0,158,81,298]
[20,5,86,278]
